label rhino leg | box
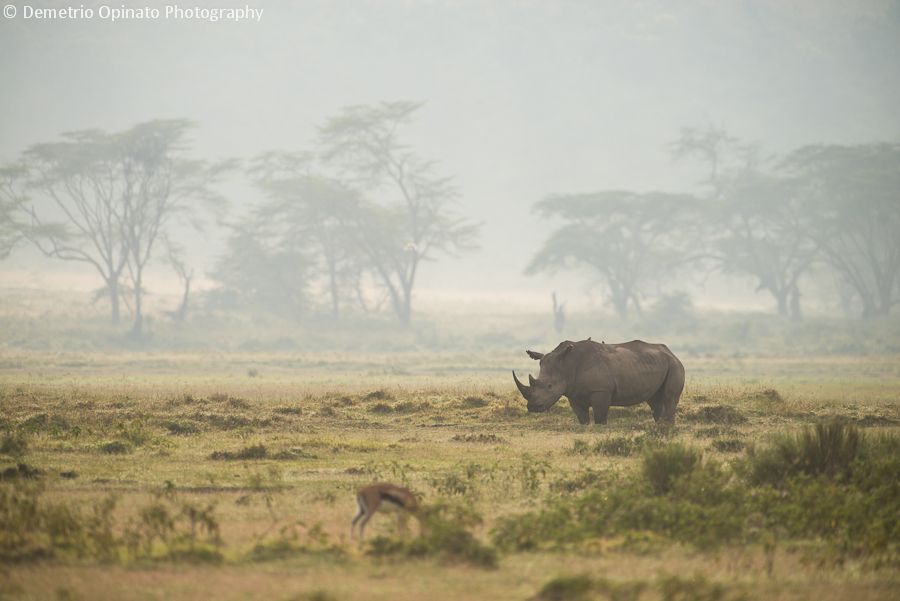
[647,398,665,422]
[569,397,591,425]
[589,391,612,425]
[659,363,685,423]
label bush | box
[366,499,497,568]
[549,468,608,494]
[594,436,638,457]
[460,396,489,408]
[493,430,900,564]
[99,441,131,455]
[711,438,744,453]
[364,389,392,401]
[450,433,505,444]
[740,419,860,486]
[209,444,268,461]
[162,421,201,435]
[642,443,701,495]
[0,431,28,457]
[534,574,594,601]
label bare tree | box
[552,292,565,335]
[784,143,900,319]
[247,152,365,319]
[0,165,27,259]
[14,129,131,323]
[317,101,480,325]
[2,120,231,335]
[164,239,193,322]
[671,123,813,321]
[526,191,697,321]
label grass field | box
[1,350,899,601]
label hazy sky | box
[2,0,898,310]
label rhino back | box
[569,340,678,405]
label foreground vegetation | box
[1,352,899,600]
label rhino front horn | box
[512,370,533,401]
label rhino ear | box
[526,350,544,360]
[562,344,574,357]
[587,337,591,341]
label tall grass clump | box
[739,419,860,486]
[0,479,223,563]
[0,430,28,457]
[493,442,745,551]
[366,498,497,568]
[642,443,701,494]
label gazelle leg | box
[351,496,370,539]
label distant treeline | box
[529,125,900,323]
[1,111,898,335]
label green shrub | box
[594,435,638,457]
[519,455,550,495]
[366,498,497,568]
[642,443,701,495]
[711,438,744,453]
[494,430,900,564]
[296,590,339,601]
[460,396,489,408]
[209,444,267,461]
[0,481,121,562]
[450,433,504,444]
[740,419,860,486]
[369,402,394,414]
[99,441,131,455]
[549,468,607,494]
[0,431,28,457]
[657,574,732,601]
[534,574,594,601]
[643,422,678,438]
[364,389,392,401]
[1,463,44,480]
[161,421,200,436]
[569,439,590,455]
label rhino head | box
[512,344,572,413]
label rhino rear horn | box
[512,371,533,401]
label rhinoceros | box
[512,339,684,425]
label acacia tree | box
[210,223,312,321]
[526,191,697,320]
[317,101,480,325]
[2,120,229,335]
[245,152,367,319]
[0,165,27,259]
[783,143,900,319]
[671,123,815,321]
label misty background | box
[1,0,899,353]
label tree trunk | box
[132,275,143,337]
[860,292,878,320]
[611,292,629,321]
[175,273,191,321]
[773,288,789,317]
[789,284,802,322]
[329,268,339,320]
[107,278,120,324]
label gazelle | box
[351,482,419,539]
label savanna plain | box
[1,347,899,601]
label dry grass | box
[1,351,899,600]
